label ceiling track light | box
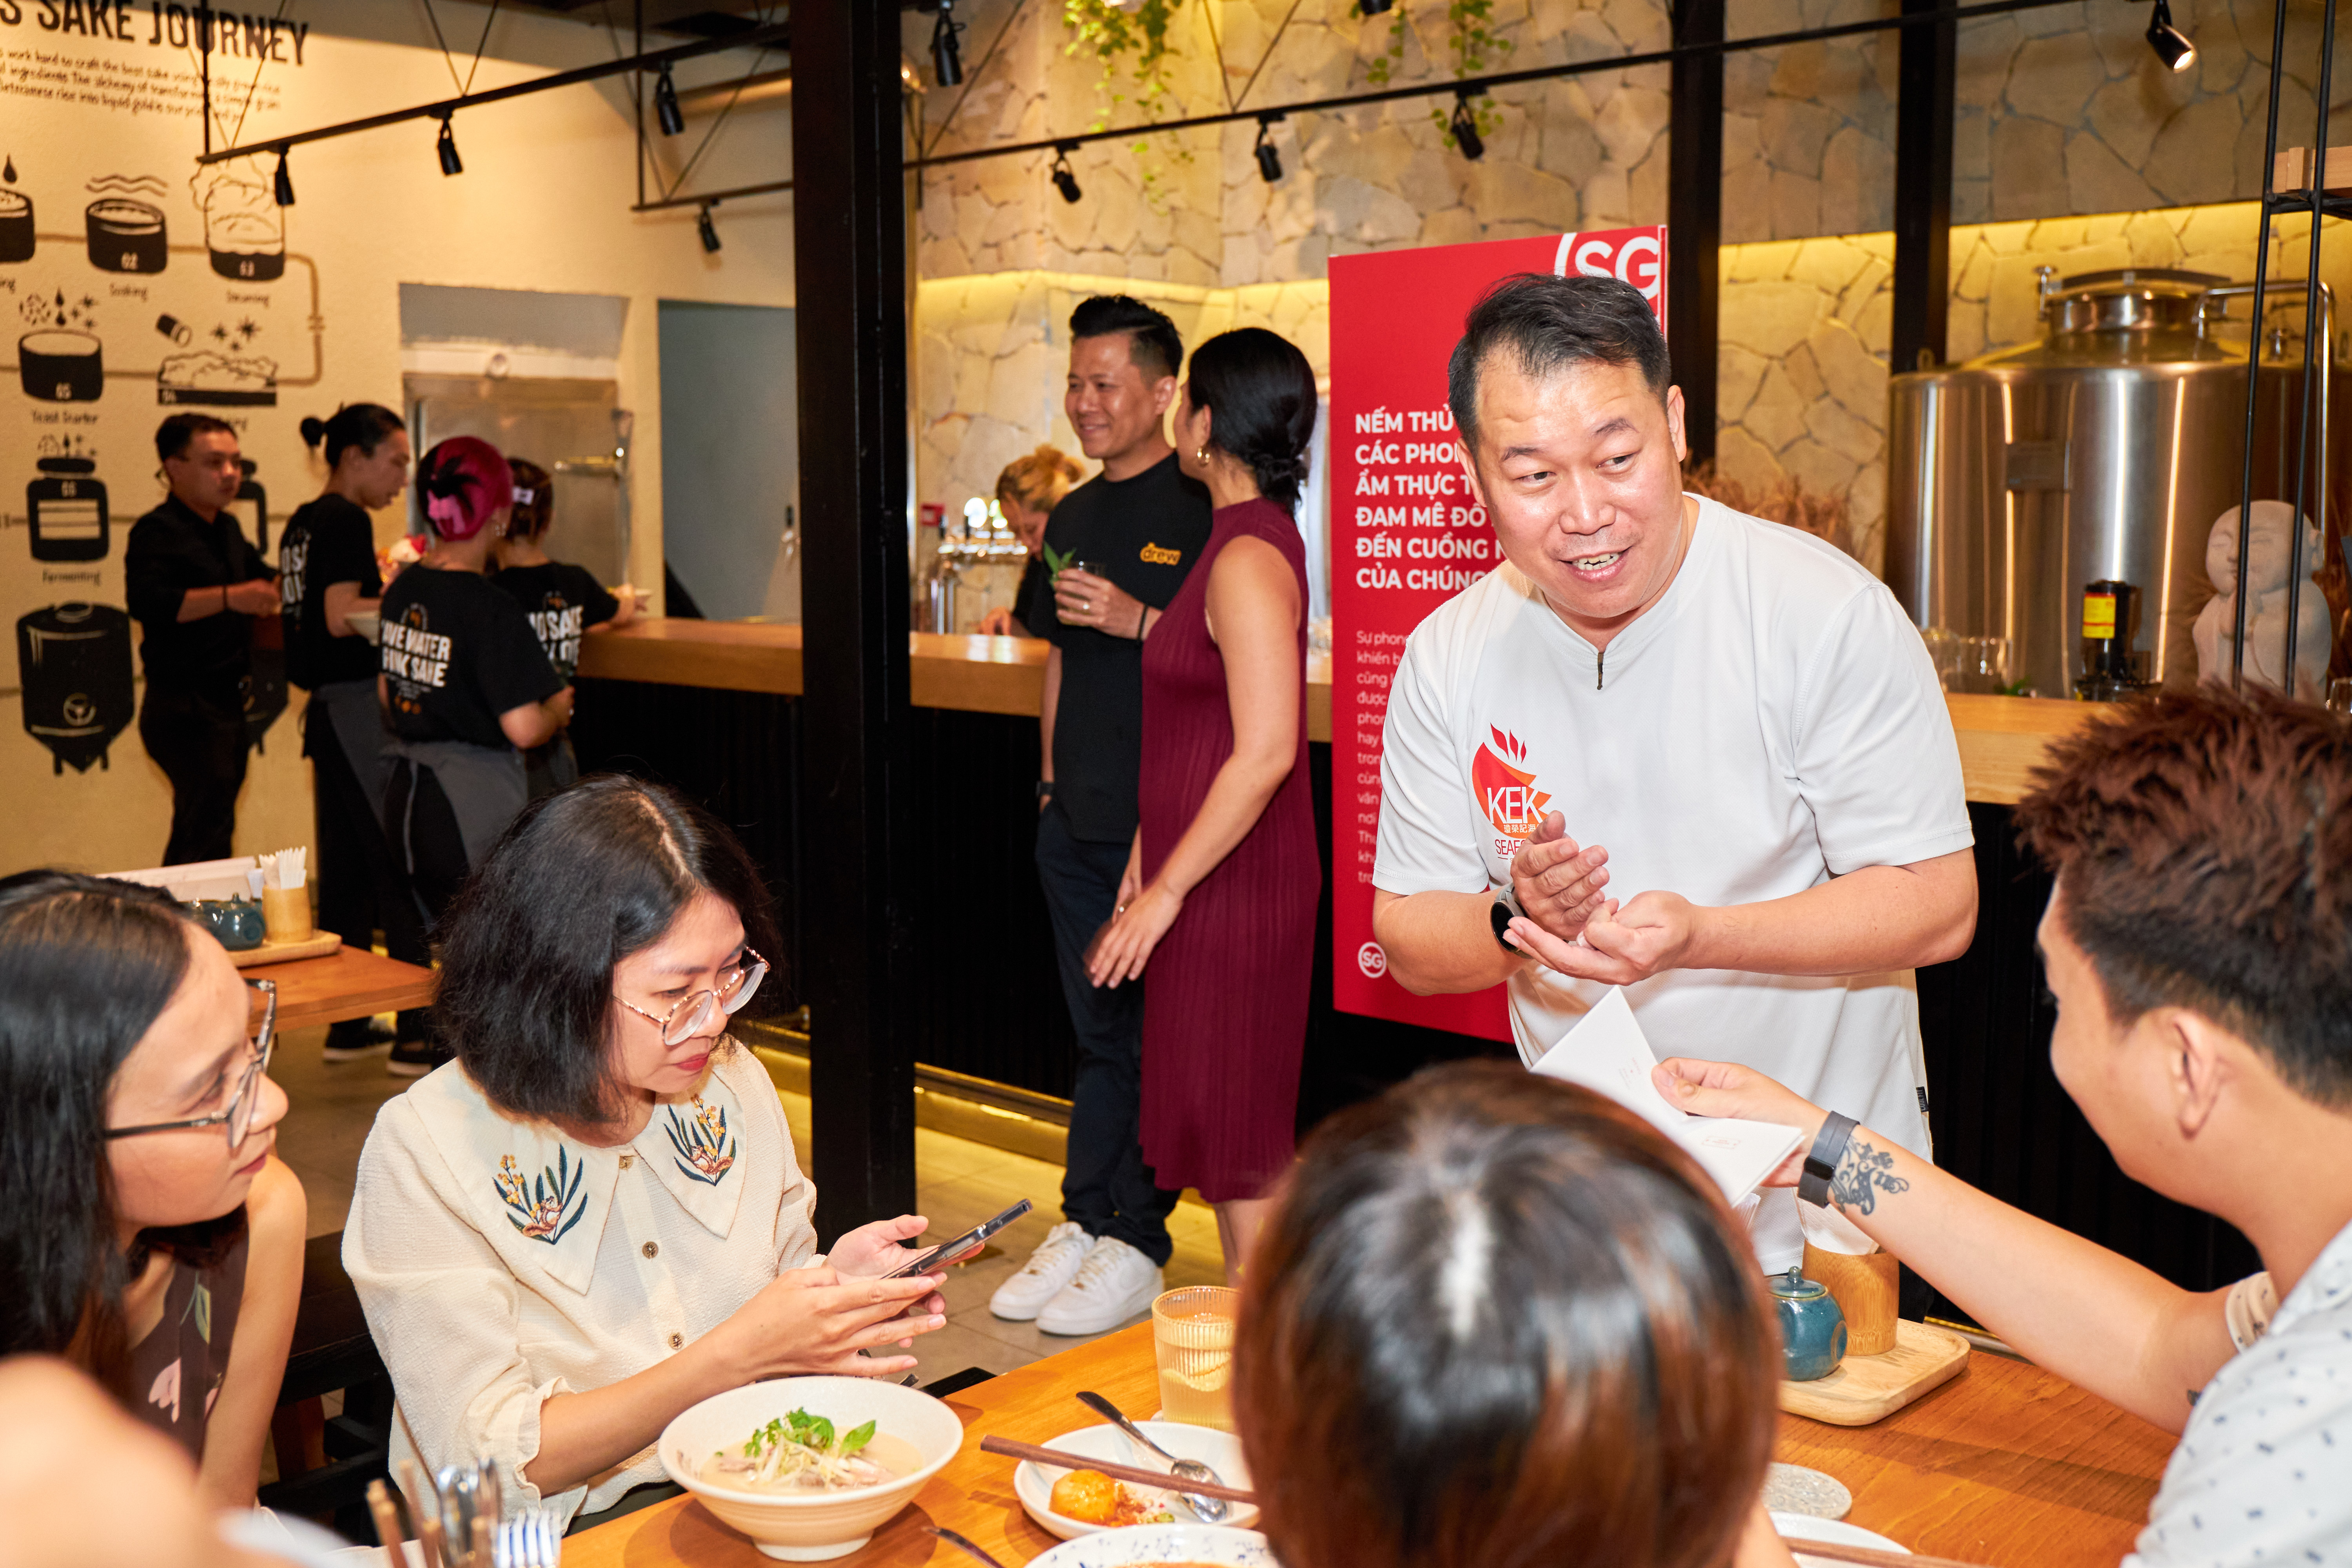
[697,201,722,253]
[1449,92,1486,162]
[272,145,294,207]
[1357,0,1394,13]
[1254,114,1285,184]
[932,0,965,89]
[2145,0,2195,72]
[1050,142,1082,204]
[655,61,686,136]
[436,116,464,176]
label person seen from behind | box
[493,457,639,798]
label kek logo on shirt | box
[1472,726,1550,855]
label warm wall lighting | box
[272,147,294,206]
[436,116,464,176]
[1051,143,1082,203]
[2145,0,2195,71]
[655,62,686,135]
[932,0,965,88]
[1449,93,1485,161]
[1255,116,1284,183]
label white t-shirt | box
[2126,1223,2352,1568]
[1373,496,1973,1269]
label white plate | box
[1773,1512,1909,1555]
[1027,1524,1274,1568]
[1014,1421,1259,1539]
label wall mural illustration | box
[83,175,172,275]
[0,156,31,265]
[16,602,134,774]
[18,287,104,404]
[27,435,107,563]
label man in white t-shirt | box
[1371,274,1977,1269]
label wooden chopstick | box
[1782,1539,1998,1568]
[978,1435,1259,1504]
[367,1478,407,1568]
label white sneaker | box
[989,1221,1097,1321]
[1036,1236,1163,1337]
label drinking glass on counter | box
[1151,1285,1239,1431]
[1947,634,2016,695]
[2329,678,2352,717]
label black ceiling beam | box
[194,20,790,165]
[912,0,2073,170]
[633,176,793,212]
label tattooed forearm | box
[1829,1137,1910,1216]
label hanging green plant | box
[1363,0,1514,147]
[1063,0,1187,127]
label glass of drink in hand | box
[1151,1285,1239,1431]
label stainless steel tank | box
[1886,267,2339,699]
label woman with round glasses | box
[0,871,306,1508]
[344,776,953,1532]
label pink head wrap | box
[415,436,514,541]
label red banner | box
[1328,227,1670,1039]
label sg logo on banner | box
[1552,230,1665,304]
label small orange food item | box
[1049,1469,1122,1524]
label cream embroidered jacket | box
[343,1041,816,1526]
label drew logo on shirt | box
[1472,726,1550,856]
[1139,542,1181,565]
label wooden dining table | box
[251,945,436,1033]
[565,1321,2174,1568]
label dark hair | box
[1446,274,1673,452]
[1186,328,1318,513]
[1236,1061,1776,1568]
[299,403,405,469]
[506,459,553,540]
[154,413,235,464]
[1069,294,1183,381]
[435,776,783,1125]
[2014,685,2352,1106]
[0,872,244,1399]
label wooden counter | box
[576,619,2097,805]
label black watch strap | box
[1798,1112,1858,1208]
[1034,780,1055,800]
[1490,890,1521,952]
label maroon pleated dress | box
[1136,498,1321,1203]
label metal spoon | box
[1074,1389,1231,1524]
[925,1526,1011,1568]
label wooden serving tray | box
[1780,1319,1970,1426]
[227,932,342,968]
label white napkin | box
[258,848,308,891]
[1797,1197,1877,1255]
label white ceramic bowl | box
[1773,1512,1909,1556]
[1028,1524,1274,1567]
[1014,1421,1258,1539]
[659,1376,963,1560]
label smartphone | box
[884,1199,1033,1278]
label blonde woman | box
[977,444,1085,637]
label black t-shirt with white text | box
[278,494,383,690]
[378,565,563,750]
[492,561,621,681]
[1037,452,1213,843]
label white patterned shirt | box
[344,1042,816,1527]
[2127,1218,2352,1566]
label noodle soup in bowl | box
[660,1376,963,1560]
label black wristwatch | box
[1490,888,1522,952]
[1034,780,1055,800]
[1798,1112,1858,1207]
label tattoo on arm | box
[1829,1138,1910,1216]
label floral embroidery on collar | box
[495,1148,588,1244]
[664,1097,737,1187]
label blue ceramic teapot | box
[189,898,266,952]
[1770,1265,1847,1381]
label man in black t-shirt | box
[987,297,1213,1338]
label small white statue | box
[2193,501,2331,699]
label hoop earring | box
[1194,447,1208,464]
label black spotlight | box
[697,202,721,254]
[1357,0,1394,12]
[1254,116,1284,183]
[932,0,965,88]
[436,116,464,177]
[1449,93,1485,161]
[272,147,294,207]
[2145,0,2195,71]
[1051,144,1082,204]
[655,62,686,136]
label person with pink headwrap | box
[375,437,574,1076]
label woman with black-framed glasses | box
[345,777,953,1533]
[0,871,307,1510]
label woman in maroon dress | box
[1086,327,1320,1283]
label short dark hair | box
[1446,274,1672,452]
[505,458,553,540]
[1186,328,1318,513]
[2014,686,2352,1106]
[1236,1061,1776,1568]
[1069,294,1183,381]
[434,776,782,1124]
[300,403,405,470]
[155,413,236,464]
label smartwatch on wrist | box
[1490,888,1523,952]
[1798,1112,1858,1208]
[1034,780,1055,800]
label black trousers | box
[381,759,472,931]
[1033,800,1178,1265]
[138,683,248,865]
[306,699,432,1038]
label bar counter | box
[575,619,2096,804]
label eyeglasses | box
[616,949,768,1046]
[105,978,278,1150]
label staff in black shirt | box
[985,296,1214,1338]
[492,457,638,797]
[283,402,426,1062]
[125,414,279,864]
